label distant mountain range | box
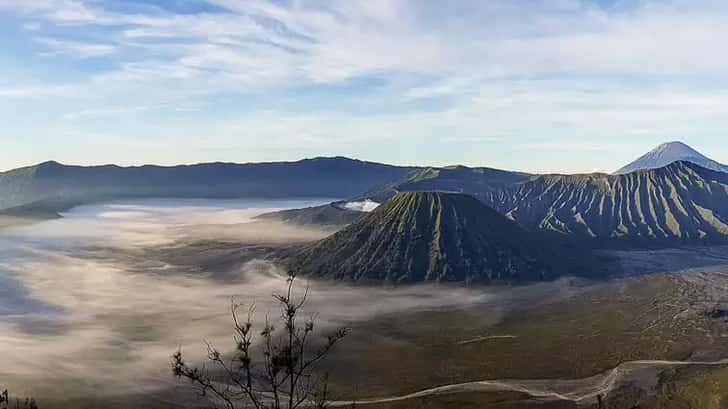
[614,141,728,174]
[284,192,556,283]
[6,142,728,246]
[259,143,728,246]
[0,157,415,210]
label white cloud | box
[0,0,104,23]
[3,0,728,171]
[4,0,728,85]
[37,37,116,58]
[6,1,728,92]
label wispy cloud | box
[36,37,116,58]
[6,1,728,85]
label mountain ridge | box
[3,156,409,173]
[0,156,417,211]
[344,160,728,246]
[10,144,728,246]
[483,160,728,244]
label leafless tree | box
[173,274,350,409]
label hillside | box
[362,165,535,202]
[615,141,728,174]
[0,157,416,211]
[255,202,365,229]
[285,192,555,284]
[481,161,728,244]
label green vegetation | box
[601,365,728,408]
[651,365,728,409]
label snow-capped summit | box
[614,141,728,174]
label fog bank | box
[0,198,508,402]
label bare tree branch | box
[172,274,351,409]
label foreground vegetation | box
[650,365,728,409]
[173,275,350,409]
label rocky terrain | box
[482,161,728,245]
[354,161,728,246]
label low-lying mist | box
[0,198,523,403]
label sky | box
[2,0,728,173]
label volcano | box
[286,191,554,284]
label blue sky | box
[2,0,728,173]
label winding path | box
[329,358,728,406]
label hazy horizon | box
[0,139,724,175]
